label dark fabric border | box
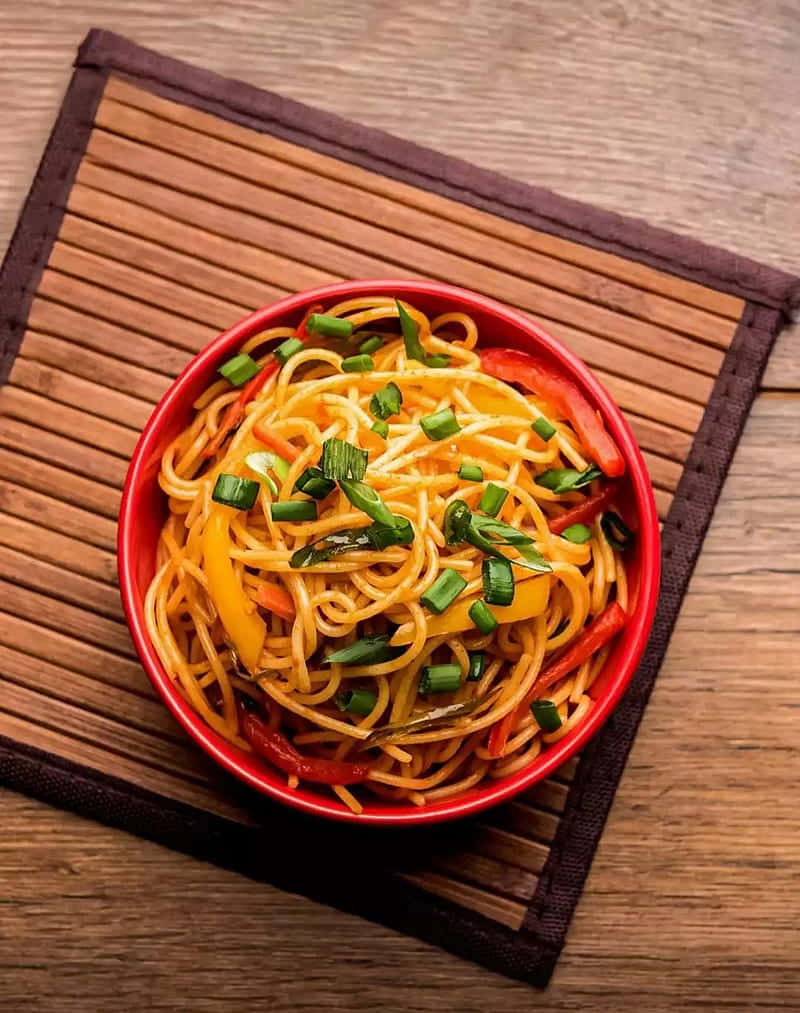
[75,29,800,316]
[0,28,795,988]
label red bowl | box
[118,280,660,825]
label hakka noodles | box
[146,295,633,814]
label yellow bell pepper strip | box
[203,505,266,673]
[390,573,550,646]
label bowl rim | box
[118,278,661,825]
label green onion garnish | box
[290,527,373,568]
[531,699,562,732]
[561,523,592,544]
[212,474,260,510]
[531,415,556,441]
[396,299,427,362]
[601,511,634,551]
[420,407,460,442]
[443,499,472,546]
[339,479,396,527]
[366,517,414,549]
[274,337,305,366]
[478,483,508,517]
[359,335,383,355]
[320,438,368,481]
[270,500,318,522]
[272,455,290,482]
[535,465,603,494]
[467,650,486,682]
[420,568,467,614]
[371,420,389,439]
[458,464,483,482]
[245,452,279,496]
[468,599,498,634]
[336,689,378,715]
[306,313,354,339]
[341,353,374,373]
[326,634,399,666]
[218,353,261,387]
[419,664,462,694]
[425,354,450,369]
[370,381,403,420]
[467,516,553,573]
[293,466,335,500]
[482,557,515,606]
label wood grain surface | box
[0,3,798,1011]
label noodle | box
[145,296,631,813]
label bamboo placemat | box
[1,30,797,987]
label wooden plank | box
[86,128,734,364]
[398,871,526,929]
[95,95,739,349]
[20,330,170,405]
[0,446,121,520]
[430,850,538,902]
[0,544,123,621]
[0,612,152,699]
[102,79,745,322]
[0,385,138,459]
[0,513,118,585]
[48,242,251,332]
[28,296,191,378]
[522,778,570,814]
[0,579,136,660]
[625,413,693,464]
[0,644,182,743]
[38,268,218,353]
[0,482,117,552]
[470,824,550,874]
[493,800,561,843]
[0,415,128,489]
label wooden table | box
[1,4,798,1010]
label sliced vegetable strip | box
[481,348,625,477]
[548,483,617,535]
[253,424,300,463]
[487,601,627,757]
[255,583,296,621]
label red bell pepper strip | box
[548,483,617,536]
[203,303,322,459]
[487,601,627,757]
[241,709,371,785]
[481,348,625,478]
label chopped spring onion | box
[306,313,354,339]
[467,650,486,682]
[341,353,374,373]
[443,499,472,546]
[420,568,467,614]
[326,634,399,666]
[458,463,483,482]
[468,599,498,634]
[359,688,502,749]
[370,381,403,420]
[359,335,383,355]
[535,465,603,494]
[270,500,318,522]
[366,517,414,549]
[530,699,562,732]
[601,511,634,551]
[336,688,378,715]
[212,473,260,510]
[293,466,335,500]
[274,337,305,366]
[371,420,389,439]
[482,557,515,606]
[218,353,261,387]
[467,516,553,573]
[478,483,508,517]
[245,452,279,496]
[419,664,462,694]
[561,522,592,544]
[531,415,556,441]
[420,407,460,442]
[339,479,396,527]
[320,438,368,481]
[396,299,427,362]
[290,527,372,568]
[272,455,290,482]
[425,354,451,369]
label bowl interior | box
[119,280,660,825]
